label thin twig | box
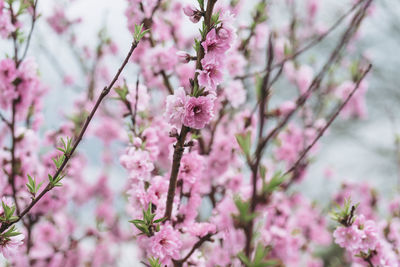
[0,39,140,234]
[284,64,372,176]
[19,0,39,64]
[173,233,214,266]
[132,76,140,129]
[0,112,11,127]
[245,34,274,257]
[254,0,372,163]
[235,0,365,80]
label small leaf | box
[235,131,252,157]
[134,23,150,42]
[237,251,251,266]
[154,217,166,223]
[263,171,286,194]
[148,256,162,267]
[197,0,204,10]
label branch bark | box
[164,0,218,221]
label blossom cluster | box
[1,0,397,267]
[333,204,398,266]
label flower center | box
[193,106,201,114]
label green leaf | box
[153,217,166,223]
[254,243,266,263]
[193,38,201,53]
[134,23,150,43]
[3,225,21,239]
[238,252,251,266]
[130,220,142,226]
[0,201,17,222]
[115,85,129,101]
[197,0,204,10]
[259,165,267,181]
[26,174,43,196]
[255,74,263,100]
[284,43,291,56]
[234,196,257,224]
[330,198,359,226]
[263,171,286,194]
[148,256,162,267]
[235,131,252,157]
[211,11,221,26]
[238,244,277,267]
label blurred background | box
[26,0,399,202]
[0,0,399,265]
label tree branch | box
[283,64,372,177]
[164,0,218,221]
[0,38,141,234]
[19,0,39,65]
[173,233,214,266]
[253,0,372,164]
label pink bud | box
[183,5,196,17]
[183,5,201,23]
[133,137,142,147]
[308,0,319,19]
[176,51,190,63]
[279,101,296,116]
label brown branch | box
[141,1,174,95]
[235,0,366,80]
[163,126,189,220]
[132,76,140,129]
[0,38,140,234]
[10,99,21,216]
[239,0,267,57]
[0,112,11,127]
[163,0,218,221]
[19,0,39,65]
[253,0,372,164]
[283,64,372,177]
[244,35,274,257]
[173,233,214,266]
[8,3,23,216]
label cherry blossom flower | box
[183,95,214,129]
[149,225,182,264]
[164,87,188,127]
[0,234,24,259]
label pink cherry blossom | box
[335,80,368,119]
[198,56,223,91]
[225,80,246,108]
[333,225,363,253]
[296,65,313,94]
[164,87,188,127]
[202,28,229,55]
[126,83,150,112]
[0,11,15,38]
[183,5,201,23]
[183,95,214,129]
[149,224,182,264]
[0,234,24,259]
